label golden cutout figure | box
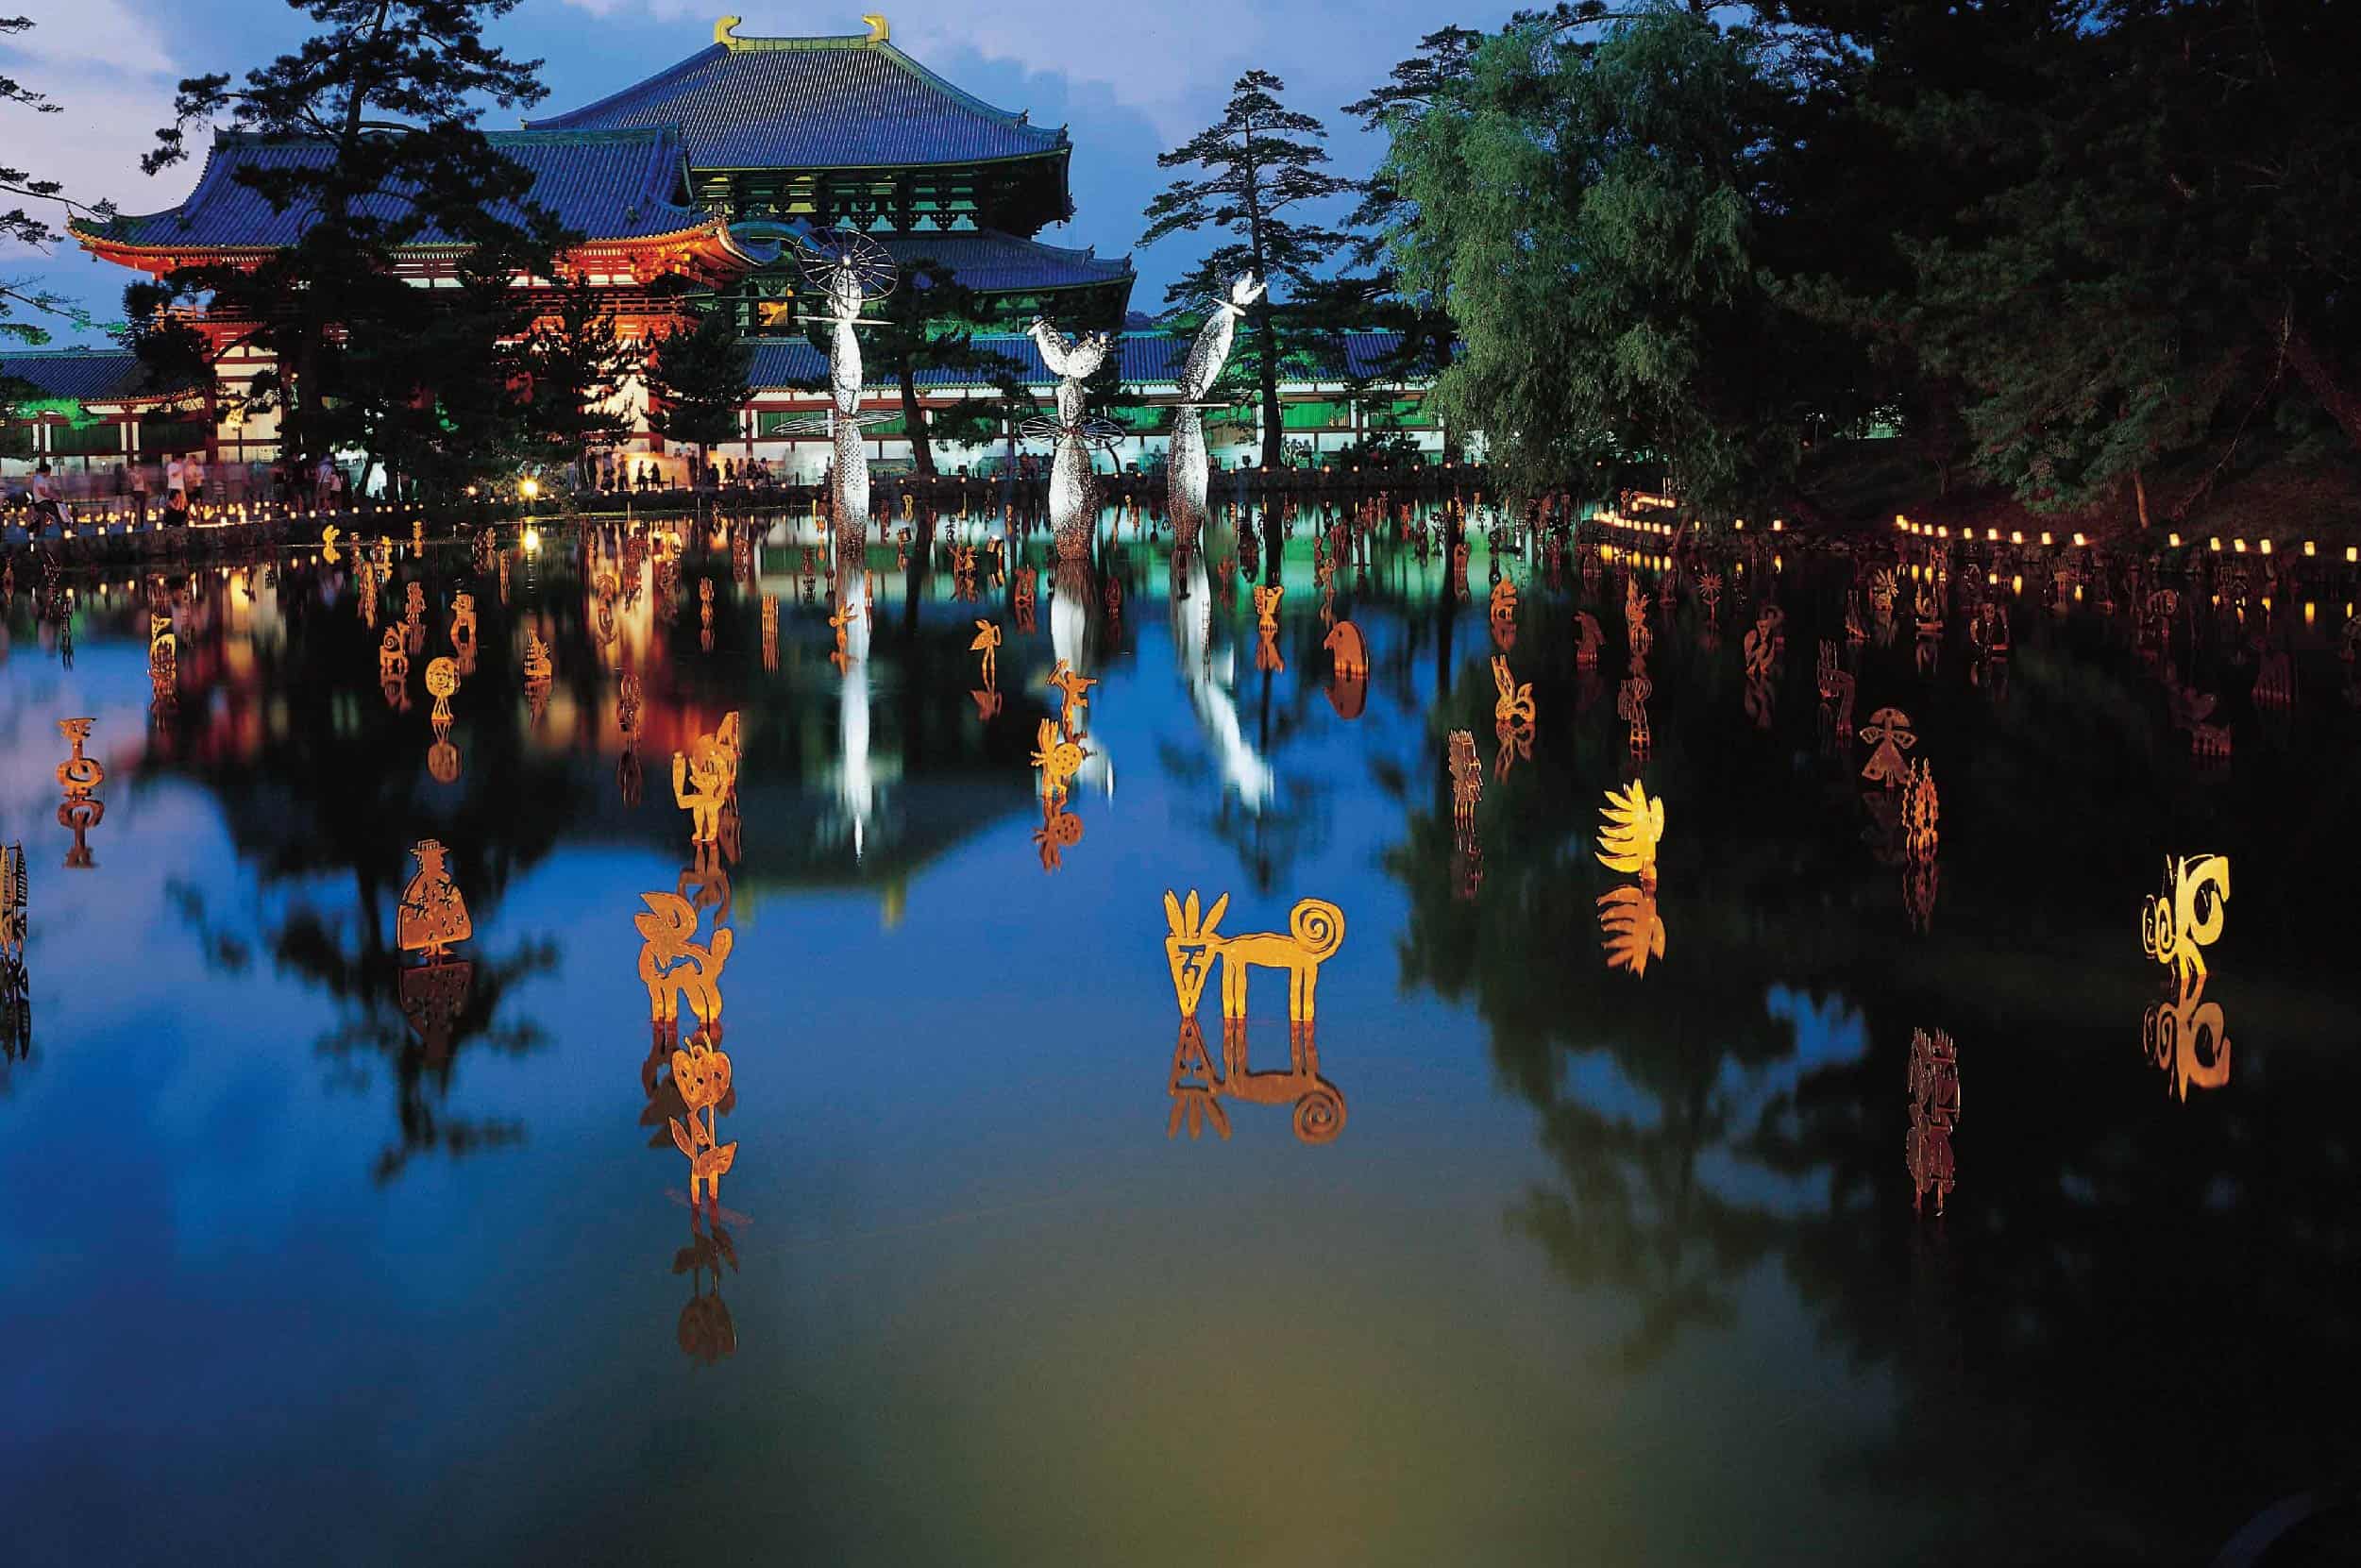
[971,686,1003,720]
[1618,665,1653,756]
[1,842,25,989]
[1166,1016,1347,1145]
[403,582,425,652]
[1491,655,1534,730]
[1253,583,1284,631]
[396,838,471,959]
[1323,619,1367,680]
[424,656,459,735]
[1046,660,1096,736]
[322,522,342,561]
[672,733,735,846]
[1743,605,1784,679]
[56,719,104,799]
[1031,719,1088,802]
[2142,970,2231,1101]
[1597,885,1666,976]
[358,561,379,627]
[1255,626,1285,674]
[2141,853,2230,988]
[970,619,1002,688]
[399,955,472,1069]
[1904,858,1940,935]
[522,630,552,684]
[636,891,734,1034]
[1573,611,1604,669]
[1034,796,1085,872]
[1859,707,1916,787]
[450,591,476,649]
[1901,761,1940,863]
[1448,729,1482,841]
[1906,1028,1960,1215]
[1625,575,1652,658]
[1816,641,1856,734]
[761,593,779,671]
[1159,889,1345,1024]
[1489,577,1519,648]
[668,1032,739,1206]
[1596,781,1664,889]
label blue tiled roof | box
[746,329,1417,392]
[83,128,711,250]
[528,36,1066,169]
[883,230,1130,294]
[0,348,195,402]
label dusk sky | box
[1,0,1511,344]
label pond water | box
[1,505,2354,1566]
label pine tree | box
[1141,72,1356,470]
[518,272,639,482]
[129,0,560,474]
[645,307,751,482]
[1,16,112,346]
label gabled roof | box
[79,127,714,251]
[527,27,1066,169]
[745,329,1417,392]
[881,230,1130,294]
[0,348,198,404]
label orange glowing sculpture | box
[760,593,779,671]
[1859,707,1917,787]
[1906,1027,1960,1214]
[1901,761,1940,863]
[1573,611,1604,669]
[1166,1016,1346,1145]
[2142,972,2231,1101]
[672,733,736,846]
[1618,666,1653,755]
[1449,729,1482,838]
[1253,583,1284,631]
[1491,655,1534,732]
[1597,885,1666,976]
[56,718,103,799]
[425,657,459,733]
[1489,576,1519,629]
[396,838,471,959]
[1031,719,1088,802]
[1,841,24,981]
[1034,796,1085,872]
[1046,660,1096,736]
[668,1032,738,1206]
[1160,888,1345,1025]
[1742,605,1784,679]
[1323,620,1368,680]
[636,890,734,1033]
[1816,641,1856,733]
[1595,781,1664,889]
[2141,853,2229,988]
[450,591,477,648]
[970,619,1002,688]
[1255,627,1285,673]
[1625,575,1652,658]
[522,630,552,684]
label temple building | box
[16,13,1440,495]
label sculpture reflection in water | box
[2140,853,2232,1099]
[1492,654,1535,778]
[1166,1015,1345,1145]
[637,890,734,1038]
[672,1201,738,1366]
[1906,1026,1961,1215]
[1324,619,1368,719]
[1168,274,1261,553]
[56,718,104,869]
[1034,796,1085,872]
[1448,728,1482,849]
[1027,314,1119,560]
[1,842,26,1072]
[1595,781,1666,977]
[1161,888,1349,1145]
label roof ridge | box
[523,42,729,132]
[869,40,1059,141]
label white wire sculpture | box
[1169,274,1263,550]
[784,229,900,569]
[1026,316,1120,560]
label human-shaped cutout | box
[397,838,471,959]
[1859,707,1916,787]
[1045,660,1096,737]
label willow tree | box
[1380,6,1801,506]
[1141,71,1356,470]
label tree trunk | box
[2132,466,2151,531]
[898,356,936,477]
[1256,300,1283,471]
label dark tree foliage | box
[517,271,639,481]
[1,16,112,348]
[1140,71,1358,469]
[128,0,560,486]
[860,256,1006,477]
[645,304,751,479]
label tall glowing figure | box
[1027,316,1116,560]
[1170,275,1262,552]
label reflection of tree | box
[1390,564,2361,1552]
[147,556,579,1181]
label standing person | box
[130,460,151,527]
[182,447,207,506]
[165,452,186,508]
[28,462,63,533]
[161,486,190,528]
[332,464,349,506]
[314,453,334,509]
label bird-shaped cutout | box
[1595,780,1664,887]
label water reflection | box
[1165,1017,1347,1145]
[1905,1027,1962,1215]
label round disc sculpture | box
[1169,274,1263,551]
[1025,317,1120,561]
[790,229,900,577]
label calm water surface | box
[2,507,2354,1565]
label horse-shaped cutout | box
[1165,1015,1346,1146]
[1046,660,1095,736]
[637,891,734,1034]
[1161,888,1346,1026]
